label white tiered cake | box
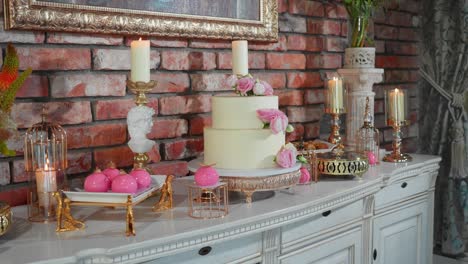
[204,95,285,169]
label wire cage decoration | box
[24,109,68,222]
[356,97,380,166]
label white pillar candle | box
[232,40,249,76]
[131,38,150,82]
[388,88,405,123]
[327,77,344,113]
[36,161,57,208]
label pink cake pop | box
[84,169,111,192]
[130,169,152,189]
[102,161,120,182]
[111,170,138,194]
[367,151,377,165]
[194,164,219,187]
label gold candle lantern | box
[25,110,68,222]
[325,76,346,147]
[383,88,412,163]
[356,97,380,166]
[187,182,229,219]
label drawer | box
[147,233,262,264]
[281,199,363,250]
[375,174,431,209]
[279,226,362,264]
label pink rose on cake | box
[237,77,255,95]
[261,81,274,96]
[275,143,298,168]
[257,109,294,134]
[226,74,274,96]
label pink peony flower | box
[299,166,311,184]
[276,147,297,168]
[256,108,282,123]
[270,114,288,134]
[237,77,255,95]
[253,82,266,95]
[225,74,238,87]
[262,81,274,96]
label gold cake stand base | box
[316,151,369,177]
[221,170,301,203]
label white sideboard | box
[0,154,440,264]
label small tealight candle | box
[130,38,150,82]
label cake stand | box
[188,158,301,203]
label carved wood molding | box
[4,0,278,41]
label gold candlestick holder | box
[328,112,344,148]
[126,80,157,170]
[383,120,412,163]
[325,75,346,149]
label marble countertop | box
[0,154,441,264]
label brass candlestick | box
[328,113,344,147]
[127,80,157,170]
[383,120,412,163]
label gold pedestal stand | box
[316,150,369,177]
[383,121,412,163]
[127,80,157,170]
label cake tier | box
[212,95,278,129]
[204,127,285,169]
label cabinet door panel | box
[280,227,362,264]
[373,202,428,264]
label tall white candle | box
[36,161,57,208]
[327,77,344,113]
[131,38,150,82]
[388,88,405,123]
[232,40,249,76]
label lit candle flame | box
[44,158,50,171]
[138,37,142,41]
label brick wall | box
[0,0,421,206]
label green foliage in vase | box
[343,0,387,47]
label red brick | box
[375,25,398,40]
[149,73,190,93]
[287,35,324,51]
[398,28,418,41]
[398,1,421,13]
[17,47,90,70]
[94,98,158,120]
[47,33,123,45]
[217,52,265,70]
[191,73,231,92]
[95,146,144,168]
[11,101,92,128]
[148,119,188,139]
[16,75,49,98]
[324,37,346,52]
[159,95,211,115]
[67,151,92,174]
[278,90,304,106]
[287,106,324,122]
[289,0,324,16]
[279,14,307,33]
[375,40,386,53]
[266,53,306,70]
[164,138,204,160]
[147,161,189,177]
[50,73,126,98]
[278,0,288,13]
[12,160,26,183]
[189,115,212,135]
[325,3,348,19]
[147,145,162,164]
[341,21,348,37]
[0,162,10,186]
[255,73,287,89]
[387,11,413,26]
[0,21,44,43]
[125,36,188,48]
[384,70,419,83]
[305,89,325,104]
[306,54,342,69]
[376,55,419,69]
[386,42,419,55]
[374,99,385,114]
[286,123,305,142]
[67,123,127,149]
[189,40,231,49]
[93,49,160,70]
[304,122,321,139]
[249,35,288,51]
[307,19,341,35]
[0,187,28,206]
[161,51,216,70]
[287,72,323,88]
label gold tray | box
[316,151,369,177]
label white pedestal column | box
[337,68,384,150]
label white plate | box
[188,158,301,177]
[63,175,166,204]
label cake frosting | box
[204,95,285,169]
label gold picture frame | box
[3,0,278,41]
